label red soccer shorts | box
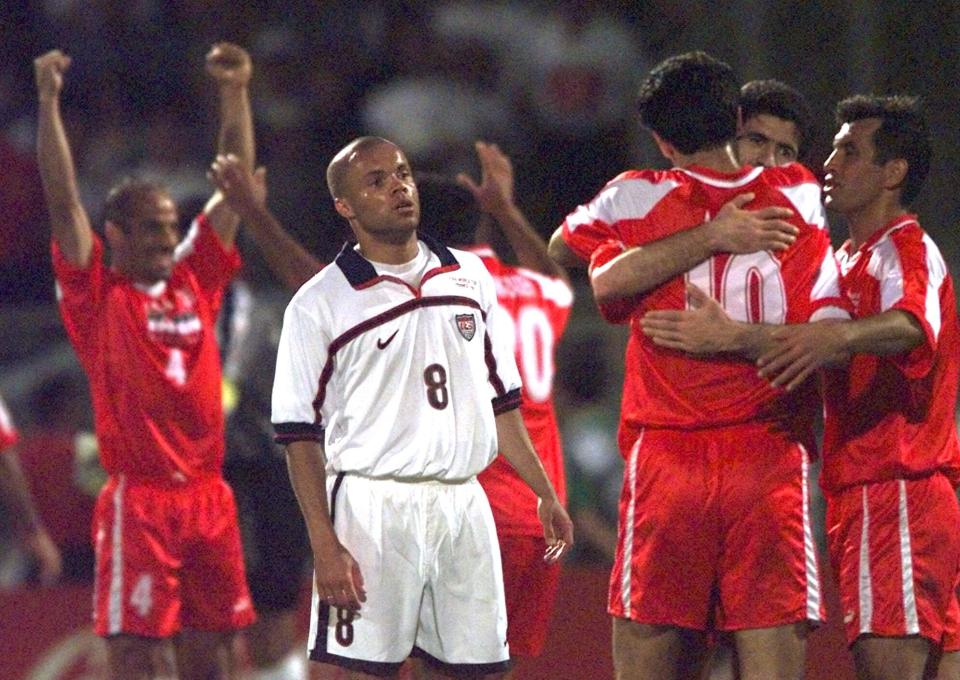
[92,474,255,638]
[498,534,561,657]
[608,423,824,631]
[826,474,960,650]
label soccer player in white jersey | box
[271,136,573,679]
[643,95,960,680]
[417,141,573,678]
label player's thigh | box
[828,476,960,646]
[717,431,821,630]
[416,480,509,670]
[174,629,238,680]
[610,429,720,629]
[92,477,181,638]
[498,534,560,658]
[178,477,255,631]
[852,635,930,680]
[612,617,710,680]
[105,634,173,679]
[734,622,806,680]
[308,476,427,671]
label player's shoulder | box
[581,168,687,222]
[756,163,826,229]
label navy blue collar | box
[334,234,459,287]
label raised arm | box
[202,42,255,248]
[209,155,324,291]
[458,141,568,283]
[495,409,574,562]
[590,194,798,305]
[34,50,92,267]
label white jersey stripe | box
[681,166,763,188]
[859,486,873,634]
[108,475,126,634]
[800,446,822,620]
[620,431,644,613]
[921,232,946,339]
[898,480,920,634]
[565,177,680,231]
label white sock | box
[245,651,307,680]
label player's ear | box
[650,132,678,163]
[334,197,355,220]
[882,158,909,194]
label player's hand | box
[314,541,366,611]
[205,42,252,87]
[705,193,798,254]
[640,284,735,355]
[537,496,574,564]
[208,154,266,218]
[757,320,851,391]
[457,141,515,216]
[34,49,71,100]
[24,528,62,586]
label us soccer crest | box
[455,313,476,341]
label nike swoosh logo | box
[377,330,398,349]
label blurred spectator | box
[12,372,97,584]
[556,335,622,564]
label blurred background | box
[0,1,957,676]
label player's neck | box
[356,232,420,265]
[845,197,907,250]
[674,143,740,174]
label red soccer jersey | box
[562,164,849,457]
[0,392,18,450]
[820,215,960,493]
[474,247,572,536]
[52,215,240,480]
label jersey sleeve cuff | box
[492,387,522,415]
[273,421,324,445]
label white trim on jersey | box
[620,430,644,613]
[565,176,681,231]
[778,183,827,230]
[898,479,920,635]
[0,394,15,437]
[858,486,874,635]
[108,475,126,635]
[801,446,823,621]
[681,166,763,189]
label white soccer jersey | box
[272,237,522,480]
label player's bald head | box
[326,136,399,199]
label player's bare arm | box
[0,449,63,584]
[757,310,925,391]
[458,141,568,284]
[494,409,574,562]
[209,154,323,291]
[34,49,93,267]
[591,193,797,305]
[203,41,254,248]
[640,283,775,358]
[547,226,584,268]
[285,440,366,611]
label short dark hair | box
[740,79,812,159]
[415,173,479,247]
[325,136,396,199]
[103,178,170,233]
[636,51,740,155]
[835,94,931,205]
